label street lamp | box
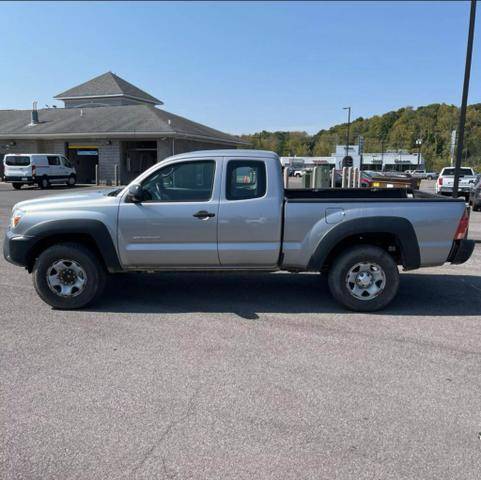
[343,107,351,158]
[416,138,422,167]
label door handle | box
[193,210,215,219]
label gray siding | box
[98,141,121,184]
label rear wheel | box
[328,245,400,312]
[12,183,22,190]
[33,242,106,309]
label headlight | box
[10,209,25,229]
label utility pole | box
[343,107,351,160]
[416,139,422,167]
[358,135,364,173]
[450,130,457,167]
[381,138,385,168]
[453,0,476,198]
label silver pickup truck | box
[3,150,475,312]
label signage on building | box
[77,150,98,156]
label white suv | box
[3,153,76,189]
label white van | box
[3,153,76,189]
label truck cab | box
[118,150,283,269]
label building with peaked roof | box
[0,72,245,184]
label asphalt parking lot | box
[1,181,481,479]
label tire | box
[38,176,50,189]
[67,174,76,187]
[33,242,106,309]
[427,176,433,180]
[328,245,400,312]
[12,183,22,190]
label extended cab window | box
[226,160,266,200]
[47,156,60,166]
[141,160,215,202]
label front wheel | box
[38,176,50,189]
[67,174,76,187]
[328,245,400,312]
[33,242,106,309]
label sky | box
[1,1,480,135]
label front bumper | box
[447,239,475,265]
[3,230,35,268]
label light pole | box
[343,107,351,159]
[453,0,476,198]
[416,139,422,168]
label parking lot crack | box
[130,387,199,477]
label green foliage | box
[240,103,481,170]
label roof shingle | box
[0,104,246,145]
[54,72,162,105]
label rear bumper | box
[447,239,475,265]
[3,231,35,268]
[4,176,35,183]
[438,186,471,194]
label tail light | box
[454,208,470,240]
[31,165,36,177]
[437,176,443,186]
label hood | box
[13,188,122,213]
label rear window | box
[5,156,30,166]
[442,168,473,176]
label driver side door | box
[118,158,221,268]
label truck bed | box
[281,188,467,271]
[284,188,464,202]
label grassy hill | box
[240,103,481,171]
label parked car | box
[468,174,481,211]
[435,167,477,198]
[409,169,438,180]
[3,153,76,190]
[4,150,473,312]
[331,170,414,189]
[367,171,421,190]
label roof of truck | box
[169,149,279,160]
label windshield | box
[442,168,473,176]
[5,156,30,166]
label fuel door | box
[325,208,345,224]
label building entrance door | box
[67,146,99,184]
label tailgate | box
[459,177,476,187]
[443,177,454,187]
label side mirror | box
[127,183,143,203]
